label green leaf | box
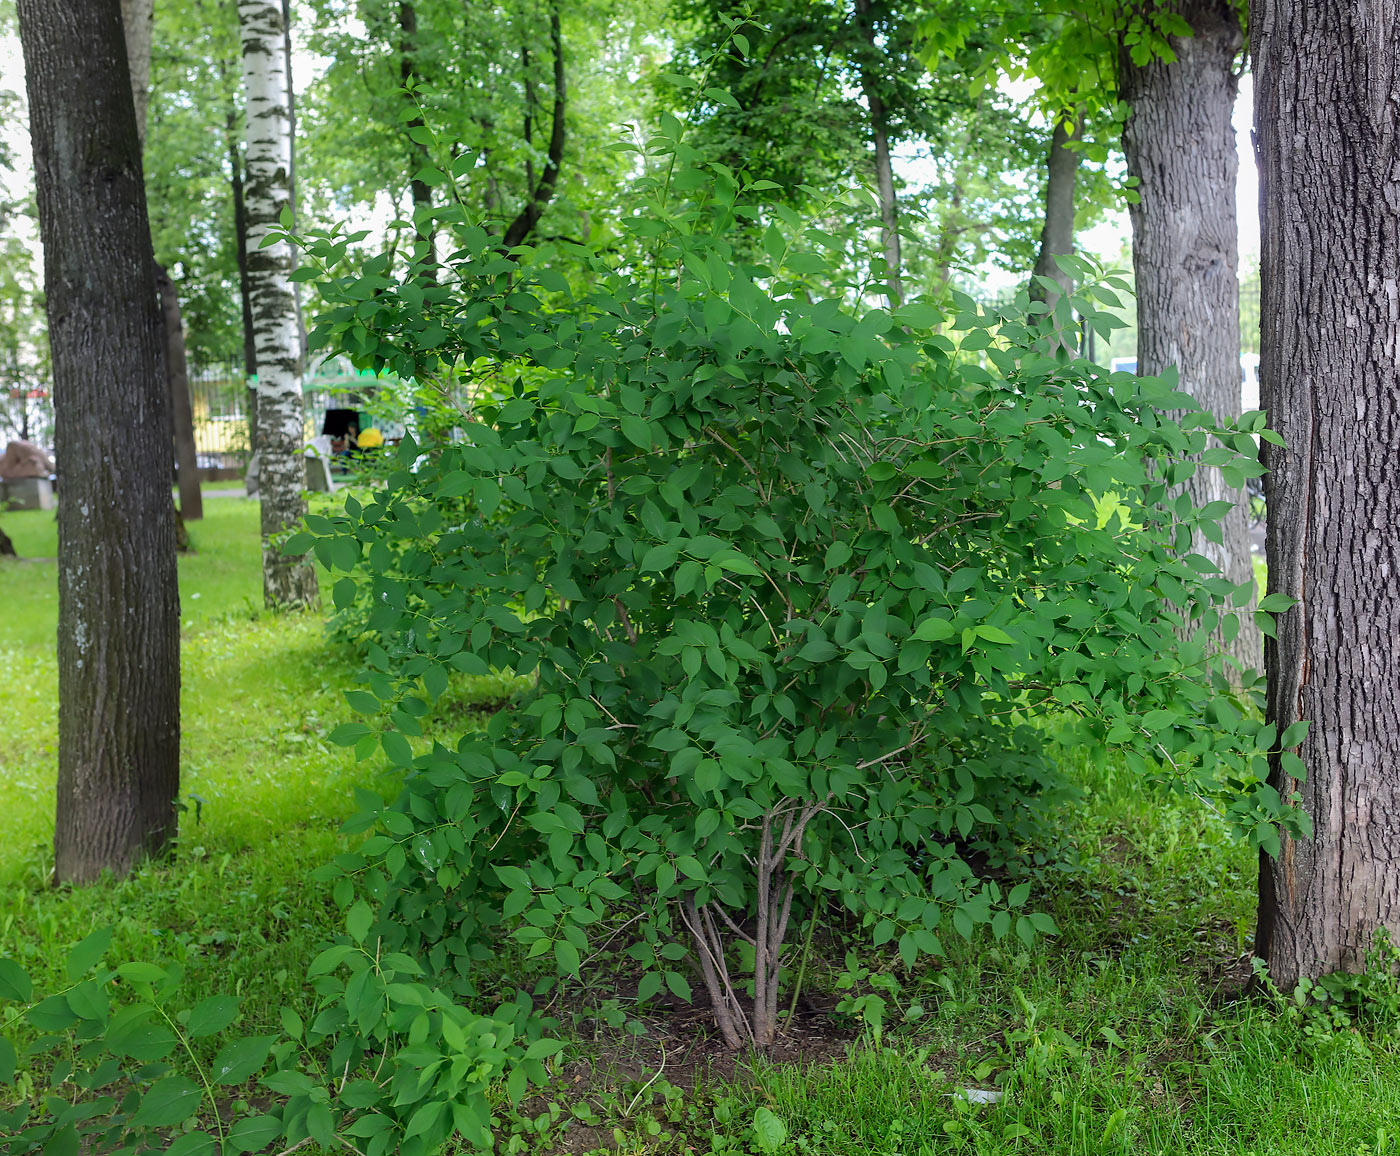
[346,901,374,943]
[913,617,955,641]
[554,939,581,975]
[228,1115,283,1154]
[620,414,652,449]
[381,729,413,765]
[41,1125,78,1156]
[974,625,1015,645]
[664,971,692,1001]
[65,927,112,982]
[186,994,240,1039]
[164,1132,218,1156]
[25,994,76,1032]
[131,1075,203,1127]
[754,1106,788,1152]
[0,1036,15,1085]
[211,1035,277,1085]
[1257,593,1298,613]
[0,958,32,1003]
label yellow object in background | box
[357,427,385,449]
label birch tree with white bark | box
[238,0,318,608]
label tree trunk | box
[501,4,566,249]
[853,0,901,309]
[227,109,260,457]
[119,0,153,146]
[239,0,318,609]
[1252,0,1400,988]
[280,0,308,371]
[156,265,204,521]
[1118,1,1261,675]
[18,0,181,885]
[400,0,436,277]
[1031,109,1083,317]
[121,0,202,522]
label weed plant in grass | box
[0,501,397,1069]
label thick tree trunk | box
[18,0,181,884]
[1118,1,1261,675]
[239,0,318,608]
[1252,0,1400,988]
[1031,110,1083,316]
[853,0,901,308]
[156,265,204,521]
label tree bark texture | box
[1252,0,1400,988]
[156,265,204,521]
[120,0,202,522]
[853,0,902,308]
[1031,110,1083,313]
[18,0,181,884]
[1118,1,1262,675]
[227,109,260,455]
[280,0,308,371]
[239,0,318,608]
[119,0,153,147]
[399,0,436,277]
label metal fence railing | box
[5,358,405,476]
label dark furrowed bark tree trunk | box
[1030,109,1083,317]
[18,0,181,884]
[1118,0,1262,677]
[502,4,565,249]
[1252,0,1400,989]
[853,0,901,309]
[120,0,200,523]
[156,265,204,522]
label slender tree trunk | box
[1252,0,1400,988]
[121,0,202,521]
[853,0,901,308]
[400,0,436,277]
[156,265,204,521]
[119,0,153,146]
[239,0,318,608]
[501,3,566,249]
[18,0,180,884]
[227,110,260,458]
[1118,1,1261,675]
[1031,109,1083,317]
[280,0,308,370]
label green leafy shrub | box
[288,109,1303,1052]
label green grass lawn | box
[0,499,378,1059]
[3,501,1398,1156]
